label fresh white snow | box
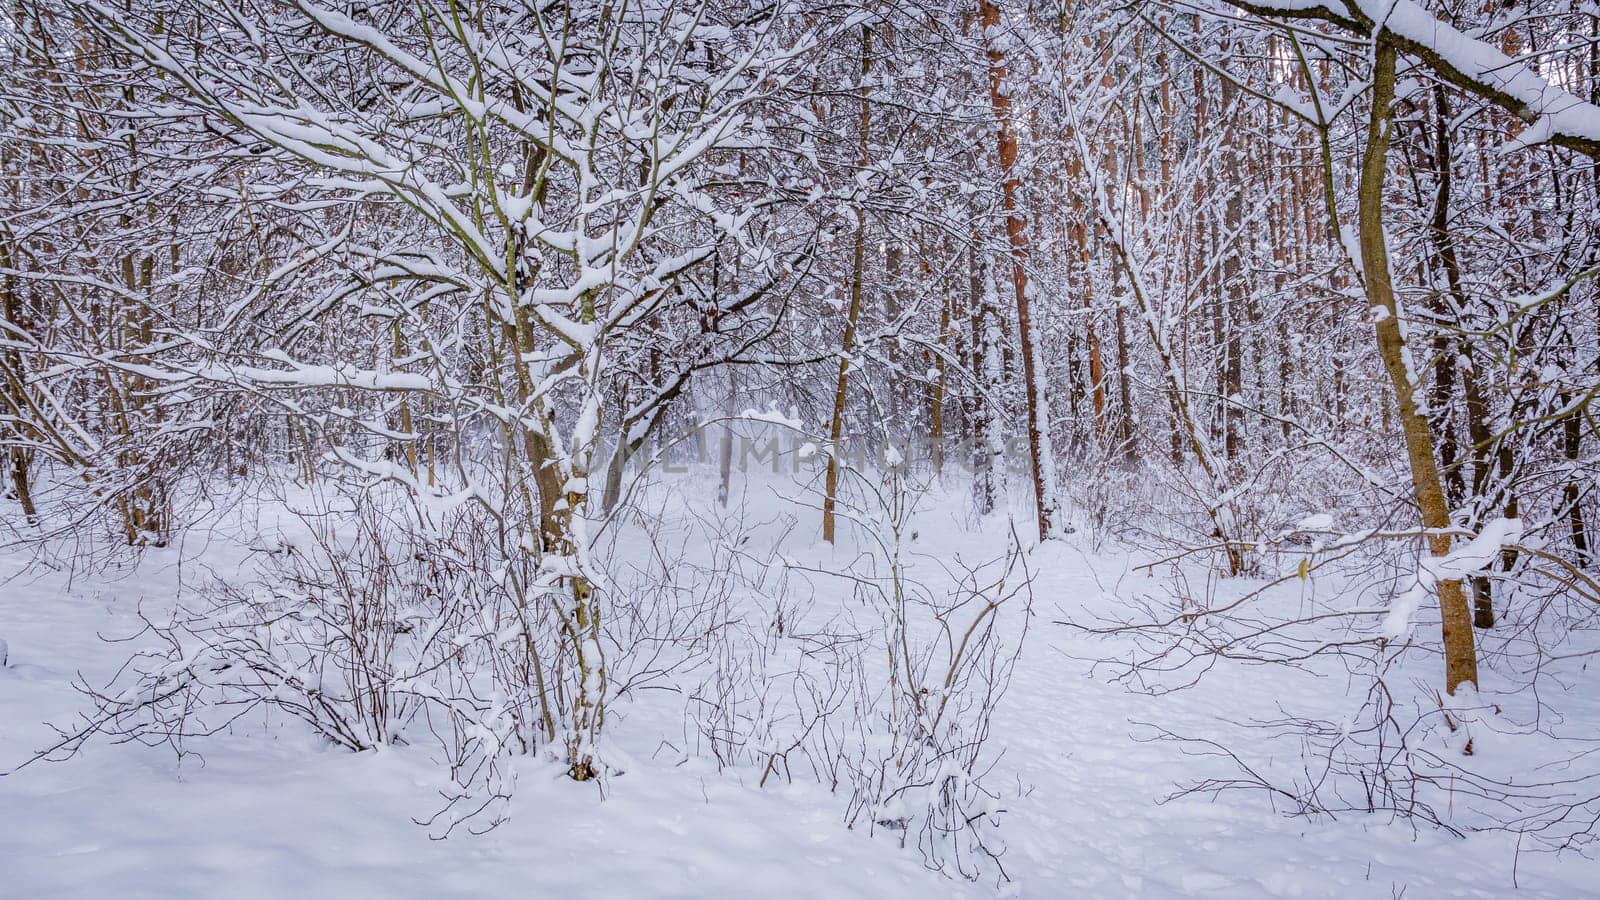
[3,480,1597,898]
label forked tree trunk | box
[1360,36,1478,694]
[1095,208,1244,576]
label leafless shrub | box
[681,465,1033,881]
[1065,520,1600,859]
[17,490,565,835]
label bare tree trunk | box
[1113,286,1136,463]
[822,25,873,544]
[968,247,999,515]
[0,224,38,525]
[1563,379,1591,565]
[116,243,167,545]
[1083,260,1107,439]
[1461,342,1497,626]
[394,319,418,476]
[718,370,737,507]
[1425,84,1496,629]
[980,0,1059,540]
[1360,36,1478,694]
[1218,70,1244,463]
[978,263,1007,514]
[930,252,950,475]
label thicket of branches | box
[4,0,1600,878]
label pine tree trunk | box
[979,0,1058,540]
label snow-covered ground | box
[3,475,1598,898]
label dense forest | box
[3,1,1600,895]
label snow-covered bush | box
[684,467,1032,880]
[48,493,562,831]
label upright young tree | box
[978,0,1061,540]
[1358,34,1478,693]
[65,0,813,778]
